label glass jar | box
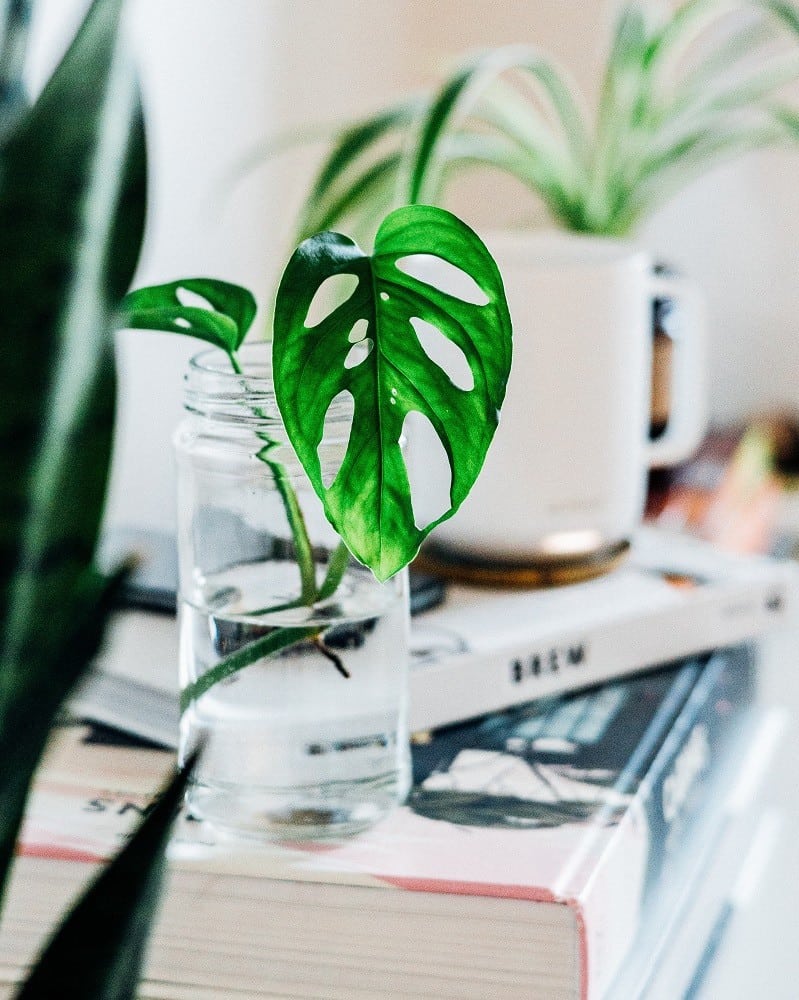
[174,344,411,839]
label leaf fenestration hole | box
[402,410,452,531]
[348,319,369,344]
[319,389,354,490]
[174,317,192,329]
[410,317,475,391]
[305,273,359,328]
[395,254,490,306]
[344,337,373,369]
[176,287,213,310]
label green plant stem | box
[182,540,353,712]
[231,347,346,608]
[178,351,354,715]
[229,347,320,604]
[180,625,320,713]
[256,436,318,604]
[317,539,350,600]
[241,540,350,618]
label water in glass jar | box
[179,561,411,839]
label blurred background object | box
[26,1,799,532]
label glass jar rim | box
[189,342,274,384]
[185,344,278,424]
[185,342,353,426]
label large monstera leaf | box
[273,204,512,581]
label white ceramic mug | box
[410,231,707,566]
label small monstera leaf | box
[273,204,512,581]
[119,278,256,358]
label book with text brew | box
[74,526,795,743]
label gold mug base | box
[415,537,632,589]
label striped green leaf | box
[15,753,197,1000]
[0,0,31,131]
[0,0,145,900]
[405,45,588,206]
[288,1,799,240]
[297,98,424,241]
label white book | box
[72,526,797,746]
[410,526,797,730]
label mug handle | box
[645,273,707,468]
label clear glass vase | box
[174,344,411,839]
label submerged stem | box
[179,351,355,715]
[180,625,320,712]
[312,636,350,679]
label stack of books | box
[0,644,785,998]
[1,428,795,997]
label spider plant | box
[292,0,799,243]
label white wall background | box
[28,0,799,533]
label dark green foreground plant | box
[0,1,194,995]
[284,0,799,241]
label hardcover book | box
[5,644,773,1000]
[408,526,793,729]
